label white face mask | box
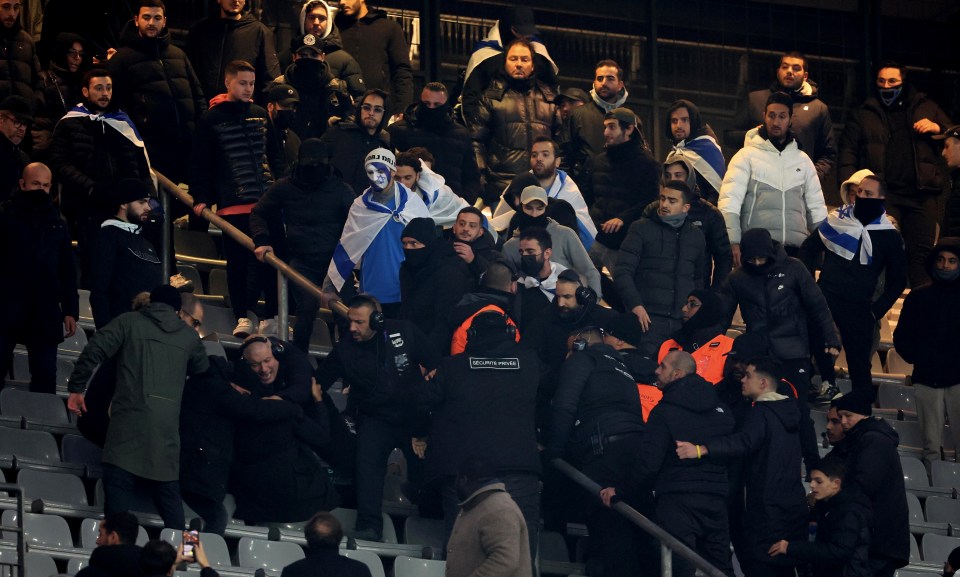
[365,162,391,191]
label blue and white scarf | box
[491,169,597,249]
[417,162,498,242]
[61,104,154,182]
[671,134,726,194]
[818,204,896,265]
[462,22,558,88]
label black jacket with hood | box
[298,0,365,98]
[893,238,960,387]
[39,32,84,121]
[0,20,40,104]
[187,13,281,104]
[729,80,837,179]
[108,21,206,154]
[399,240,474,337]
[319,108,390,194]
[707,393,809,557]
[827,416,909,567]
[719,240,840,360]
[274,58,352,140]
[784,485,873,577]
[629,373,734,497]
[838,85,952,192]
[389,102,482,203]
[335,7,413,114]
[442,227,501,282]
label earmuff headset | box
[349,294,385,332]
[239,335,285,359]
[557,269,597,307]
[466,311,517,341]
[571,326,605,352]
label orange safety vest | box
[636,383,663,422]
[450,304,521,355]
[657,334,734,385]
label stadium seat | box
[877,384,917,415]
[910,535,921,563]
[906,492,923,524]
[540,531,570,562]
[61,434,104,478]
[67,557,87,575]
[237,537,304,572]
[925,496,960,525]
[901,458,930,490]
[394,555,444,577]
[79,518,148,549]
[208,268,229,298]
[341,549,385,577]
[921,533,960,563]
[931,460,960,490]
[176,264,205,294]
[58,328,88,356]
[17,469,88,506]
[896,571,932,577]
[0,427,62,466]
[2,510,75,549]
[403,516,445,550]
[78,290,95,332]
[330,508,398,544]
[175,229,220,262]
[198,306,251,345]
[202,340,227,359]
[159,529,231,567]
[886,348,914,377]
[382,474,418,518]
[24,552,58,576]
[890,420,923,452]
[1,388,71,424]
[56,357,76,393]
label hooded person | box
[399,217,474,336]
[297,0,365,98]
[251,138,355,351]
[663,99,726,205]
[894,238,960,467]
[40,33,87,121]
[657,289,732,385]
[328,148,430,311]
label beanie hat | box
[830,388,873,417]
[605,314,645,349]
[111,178,155,207]
[149,284,182,312]
[298,138,330,167]
[683,289,724,330]
[740,228,776,261]
[364,148,396,173]
[729,332,769,361]
[401,217,438,246]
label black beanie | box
[111,178,155,207]
[150,284,182,312]
[729,332,769,361]
[831,388,873,417]
[401,217,439,246]
[684,289,724,330]
[740,228,776,261]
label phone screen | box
[182,530,199,560]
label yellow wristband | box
[696,445,702,459]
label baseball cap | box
[290,33,324,55]
[520,185,548,205]
[933,125,960,141]
[265,84,300,107]
[605,107,637,126]
[554,87,590,105]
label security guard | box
[657,289,733,384]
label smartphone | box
[182,530,199,561]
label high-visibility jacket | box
[450,304,521,355]
[657,334,734,385]
[636,383,663,422]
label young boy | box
[768,456,872,577]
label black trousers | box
[825,293,877,393]
[0,334,57,394]
[181,491,229,536]
[289,257,331,352]
[886,191,937,288]
[655,492,735,577]
[221,213,278,322]
[780,358,821,474]
[103,463,184,530]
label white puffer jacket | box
[719,127,827,247]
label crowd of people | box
[1,0,959,576]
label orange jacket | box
[450,304,521,355]
[657,334,734,385]
[636,383,663,422]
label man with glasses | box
[839,61,952,287]
[320,88,390,193]
[656,289,733,385]
[0,95,32,201]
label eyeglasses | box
[1,114,26,129]
[67,49,84,58]
[361,104,385,114]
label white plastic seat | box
[394,555,445,577]
[17,469,88,506]
[922,533,960,562]
[906,492,923,524]
[0,389,70,424]
[67,556,87,575]
[925,495,960,525]
[0,427,61,463]
[330,507,398,544]
[877,384,916,414]
[932,460,960,489]
[890,420,923,451]
[2,510,74,549]
[341,549,385,577]
[886,348,914,376]
[403,516,445,549]
[80,518,148,548]
[237,537,304,572]
[25,551,58,576]
[539,531,569,562]
[901,457,930,490]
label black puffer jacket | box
[614,213,705,319]
[719,242,840,360]
[420,338,540,480]
[319,118,389,195]
[827,417,909,567]
[642,197,732,288]
[190,100,276,209]
[784,486,873,577]
[399,241,474,336]
[250,167,354,264]
[580,137,661,249]
[334,8,413,114]
[275,59,352,139]
[107,22,206,151]
[38,33,84,121]
[187,14,281,103]
[0,22,40,103]
[389,102,482,203]
[838,86,952,191]
[319,26,365,98]
[708,395,809,558]
[0,188,78,344]
[893,237,960,387]
[545,343,646,458]
[49,113,151,218]
[558,100,606,181]
[466,75,559,202]
[630,373,734,496]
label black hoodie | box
[893,237,960,386]
[399,240,474,336]
[39,32,85,121]
[277,57,351,139]
[335,8,413,114]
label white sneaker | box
[258,318,278,336]
[233,318,254,338]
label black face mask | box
[853,197,885,225]
[417,104,447,128]
[293,164,329,188]
[291,57,328,88]
[742,260,773,276]
[19,188,49,206]
[403,247,431,270]
[274,109,297,131]
[520,254,544,277]
[517,212,548,231]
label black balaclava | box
[740,228,776,276]
[401,217,439,271]
[852,197,885,225]
[416,103,447,129]
[682,289,723,331]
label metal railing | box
[0,484,25,577]
[155,171,350,340]
[551,458,727,577]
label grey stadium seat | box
[79,518,148,549]
[17,469,88,506]
[341,549,385,577]
[2,510,75,549]
[61,434,103,477]
[403,516,445,550]
[159,528,231,567]
[0,388,71,424]
[237,537,304,572]
[922,533,960,563]
[901,457,930,490]
[932,460,960,490]
[393,555,445,577]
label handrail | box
[551,458,726,577]
[154,171,350,331]
[0,483,25,577]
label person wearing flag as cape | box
[799,174,907,394]
[664,99,727,206]
[327,147,430,318]
[49,67,152,287]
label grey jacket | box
[502,219,602,296]
[446,482,532,577]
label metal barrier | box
[0,484,25,577]
[155,171,350,340]
[551,458,727,577]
